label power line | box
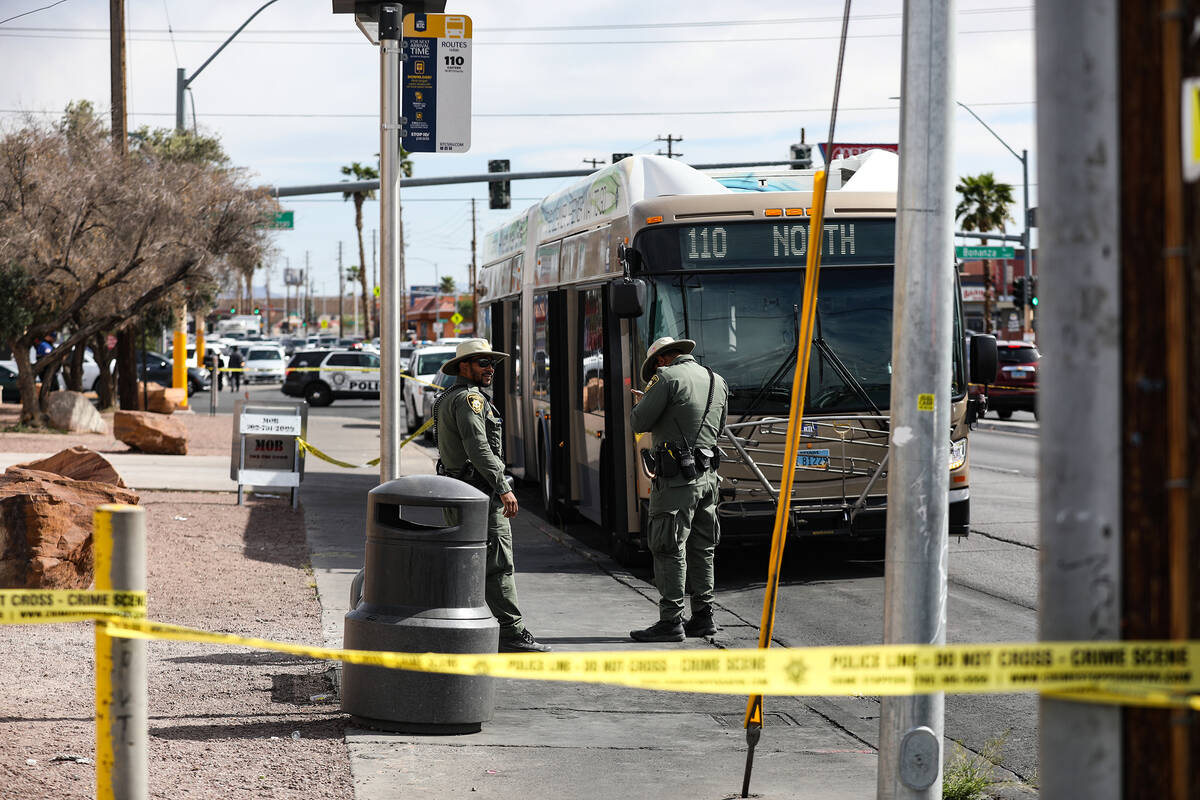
[0,101,1034,121]
[0,7,1033,35]
[0,28,1033,45]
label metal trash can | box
[341,475,497,733]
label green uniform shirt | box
[435,376,511,497]
[630,354,730,489]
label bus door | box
[574,285,606,526]
[502,297,525,477]
[532,288,573,515]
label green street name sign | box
[956,245,1015,259]
[262,211,294,230]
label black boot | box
[684,609,717,637]
[630,619,684,642]
[500,629,551,653]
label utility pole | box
[380,3,404,480]
[110,0,139,412]
[582,157,605,168]
[1114,1,1198,798]
[877,1,953,797]
[469,198,478,332]
[655,134,683,159]
[1035,2,1122,799]
[338,242,345,337]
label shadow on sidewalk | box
[150,717,345,742]
[240,495,308,569]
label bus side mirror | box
[969,334,998,385]
[611,278,646,319]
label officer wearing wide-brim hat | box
[629,336,730,643]
[434,338,551,653]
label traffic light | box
[1029,278,1038,309]
[790,142,813,169]
[1011,276,1027,309]
[488,159,510,210]
[229,306,236,314]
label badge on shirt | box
[646,374,660,389]
[468,395,484,414]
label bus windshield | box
[636,267,954,417]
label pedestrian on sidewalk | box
[628,336,729,643]
[227,348,244,392]
[434,338,552,654]
[205,348,225,392]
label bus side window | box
[579,288,604,413]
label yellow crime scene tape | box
[296,418,433,469]
[0,589,146,624]
[2,589,1198,708]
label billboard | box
[818,142,899,162]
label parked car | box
[0,360,63,402]
[401,344,458,432]
[987,341,1039,419]
[241,345,287,383]
[116,351,211,396]
[281,349,380,407]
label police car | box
[281,349,380,407]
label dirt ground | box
[0,407,353,799]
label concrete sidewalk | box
[293,415,877,800]
[1,412,879,798]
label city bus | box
[476,152,996,563]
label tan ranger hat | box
[640,336,696,382]
[440,338,510,375]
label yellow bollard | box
[94,504,148,800]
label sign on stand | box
[402,13,472,153]
[230,400,307,508]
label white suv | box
[401,344,457,432]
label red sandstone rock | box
[16,447,126,488]
[0,468,139,588]
[113,410,188,455]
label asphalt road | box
[206,383,1043,783]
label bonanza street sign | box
[956,245,1015,260]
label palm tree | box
[342,151,413,339]
[438,275,457,295]
[956,172,1014,334]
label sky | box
[0,0,1036,308]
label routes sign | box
[956,245,1015,259]
[402,13,472,153]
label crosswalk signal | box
[1011,276,1027,309]
[488,159,510,210]
[790,142,813,169]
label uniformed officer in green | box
[629,336,730,642]
[435,339,551,653]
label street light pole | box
[954,102,1032,275]
[174,0,283,132]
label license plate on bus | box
[797,449,830,469]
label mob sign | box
[229,400,307,508]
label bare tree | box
[0,106,277,424]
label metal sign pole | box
[379,3,403,482]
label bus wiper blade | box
[812,336,885,418]
[736,305,800,423]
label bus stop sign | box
[402,13,472,153]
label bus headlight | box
[949,439,967,471]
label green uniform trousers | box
[647,471,721,622]
[485,499,524,637]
